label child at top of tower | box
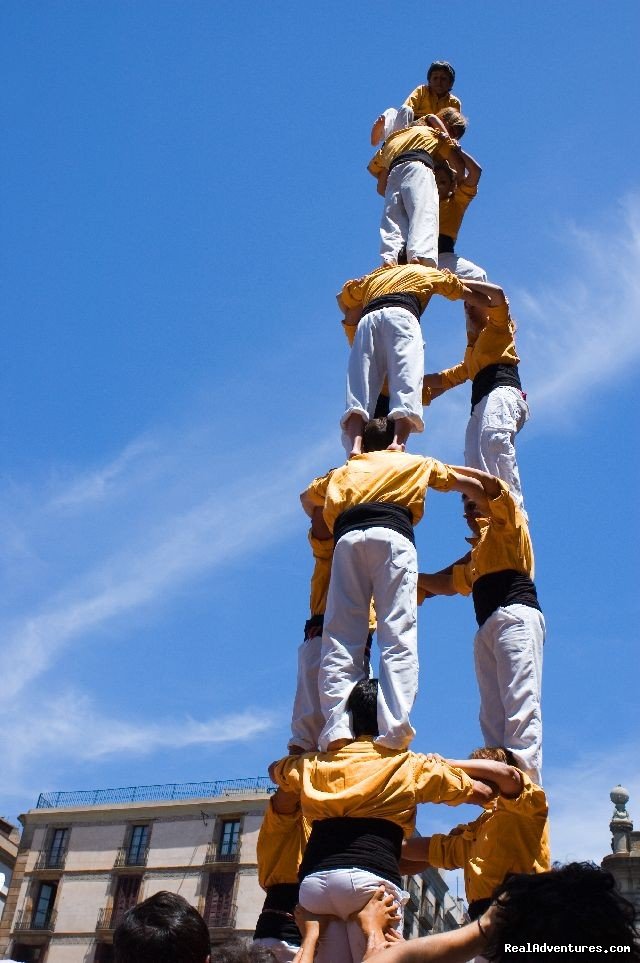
[371,61,461,145]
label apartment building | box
[0,817,20,921]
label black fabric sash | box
[438,233,455,253]
[299,817,403,888]
[471,363,521,409]
[362,292,423,322]
[472,569,541,627]
[253,883,302,944]
[334,502,415,547]
[388,149,434,173]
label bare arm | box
[447,465,503,502]
[418,571,455,598]
[425,112,449,135]
[446,759,523,798]
[377,169,389,196]
[270,787,300,815]
[422,372,447,402]
[364,919,487,963]
[462,280,506,305]
[371,114,385,146]
[446,145,465,181]
[459,148,482,188]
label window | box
[31,881,57,929]
[126,825,150,865]
[203,872,235,927]
[217,819,240,860]
[111,876,141,927]
[11,944,45,963]
[48,828,69,868]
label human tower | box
[253,62,549,963]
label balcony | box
[203,844,239,865]
[33,847,68,871]
[13,908,57,933]
[96,906,130,932]
[113,846,149,869]
[205,904,237,931]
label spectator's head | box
[470,746,518,767]
[348,679,379,738]
[113,891,210,963]
[427,61,455,93]
[437,107,467,140]
[210,938,276,962]
[363,417,395,452]
[485,863,640,962]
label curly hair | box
[484,862,640,962]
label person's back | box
[113,890,210,963]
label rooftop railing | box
[36,777,274,809]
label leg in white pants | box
[342,306,424,437]
[473,603,545,784]
[300,868,407,963]
[380,161,439,266]
[318,528,418,751]
[289,632,324,752]
[438,251,487,281]
[464,386,529,517]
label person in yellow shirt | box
[423,285,528,515]
[338,262,493,455]
[253,788,306,961]
[399,747,550,927]
[370,62,461,146]
[436,147,487,281]
[369,118,464,270]
[270,679,496,963]
[301,418,496,752]
[289,501,374,754]
[418,467,544,783]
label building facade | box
[0,816,20,922]
[602,784,640,920]
[0,778,273,963]
[402,865,467,938]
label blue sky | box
[1,0,639,869]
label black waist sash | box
[334,502,415,547]
[471,363,522,409]
[299,817,403,888]
[438,233,455,253]
[388,149,434,173]
[362,292,423,322]
[253,884,301,944]
[472,570,541,627]
[467,897,492,921]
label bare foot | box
[386,442,405,452]
[326,738,350,751]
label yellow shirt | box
[271,738,478,838]
[452,483,534,595]
[403,85,462,118]
[302,451,458,532]
[256,799,310,890]
[438,182,477,242]
[369,125,453,177]
[338,264,465,313]
[427,774,550,902]
[437,302,519,397]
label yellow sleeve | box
[338,277,366,311]
[428,829,471,870]
[498,774,548,818]
[429,270,466,301]
[485,301,511,330]
[301,470,333,511]
[309,532,333,616]
[270,756,303,795]
[403,84,425,111]
[452,562,473,596]
[439,361,469,390]
[426,458,460,493]
[487,485,519,529]
[450,93,462,111]
[368,150,385,179]
[413,757,477,805]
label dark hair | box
[484,863,640,962]
[113,891,210,963]
[210,938,276,962]
[470,746,517,767]
[427,60,455,85]
[347,679,379,738]
[363,417,395,452]
[437,107,467,139]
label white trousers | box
[381,105,414,140]
[464,386,529,517]
[474,603,545,785]
[380,161,438,266]
[289,632,373,752]
[318,528,418,751]
[342,306,424,436]
[438,251,487,281]
[252,938,298,962]
[300,868,407,963]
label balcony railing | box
[205,904,237,930]
[114,846,149,868]
[34,847,68,870]
[96,906,130,931]
[204,844,240,865]
[13,908,57,932]
[37,776,274,809]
